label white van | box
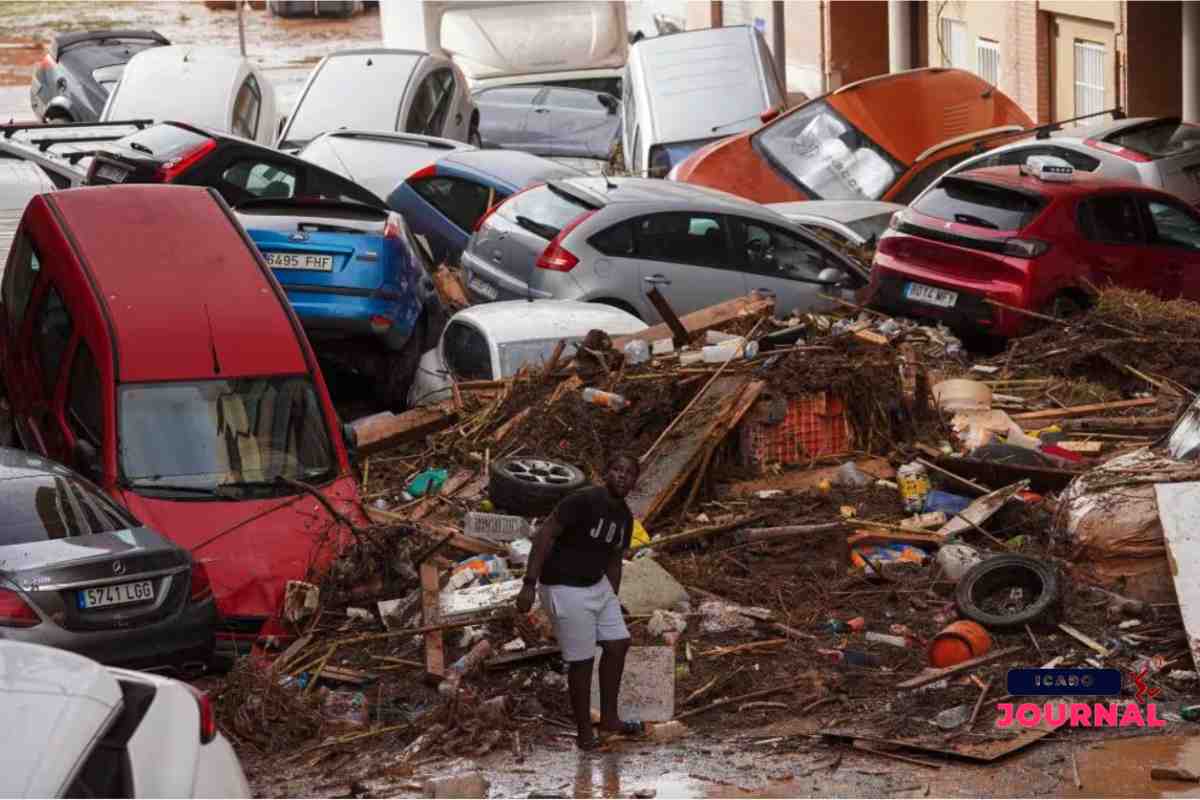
[379,0,628,95]
[622,25,785,178]
[100,46,278,147]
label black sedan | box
[30,30,169,124]
[0,448,217,671]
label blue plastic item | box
[407,468,448,498]
[924,490,971,515]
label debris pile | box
[213,288,1200,790]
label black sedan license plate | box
[78,580,154,609]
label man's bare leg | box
[567,657,598,747]
[597,637,630,732]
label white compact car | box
[100,45,277,146]
[1,641,249,798]
[408,299,647,407]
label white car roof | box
[452,299,646,344]
[0,642,122,798]
[104,46,256,133]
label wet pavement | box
[0,1,382,122]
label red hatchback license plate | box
[78,580,154,609]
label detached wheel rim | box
[503,459,575,486]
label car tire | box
[955,554,1061,632]
[1043,293,1085,321]
[488,456,587,515]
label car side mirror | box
[817,266,849,287]
[74,439,102,482]
[340,422,359,469]
[599,95,619,115]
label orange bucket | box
[928,620,992,668]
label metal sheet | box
[1154,481,1200,671]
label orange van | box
[670,68,1033,206]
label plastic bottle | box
[624,339,650,365]
[446,555,509,592]
[701,340,760,363]
[896,461,931,513]
[818,648,880,667]
[581,387,628,411]
[1181,705,1200,722]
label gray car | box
[0,449,217,671]
[460,176,867,321]
[767,200,904,250]
[473,85,620,160]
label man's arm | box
[516,512,564,613]
[604,550,623,595]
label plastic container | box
[624,339,650,365]
[865,631,910,648]
[506,538,532,565]
[937,544,983,581]
[679,351,704,366]
[446,555,509,592]
[706,330,742,344]
[581,387,628,412]
[702,339,759,363]
[929,620,993,668]
[897,462,931,513]
[651,338,675,356]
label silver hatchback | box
[460,177,867,322]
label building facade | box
[689,0,1198,125]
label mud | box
[0,1,382,121]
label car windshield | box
[283,53,421,148]
[752,100,905,201]
[912,176,1046,231]
[1107,120,1200,160]
[119,376,335,495]
[498,338,581,378]
[846,212,896,243]
[0,475,138,546]
[1166,398,1200,461]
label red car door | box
[1075,194,1171,296]
[1140,196,1200,300]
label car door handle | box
[491,249,504,261]
[644,275,671,286]
[534,108,550,114]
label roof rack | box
[1,119,154,140]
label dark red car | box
[0,184,366,657]
[867,160,1200,338]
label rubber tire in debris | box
[488,456,586,515]
[955,554,1060,632]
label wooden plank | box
[365,508,509,555]
[612,292,775,350]
[645,286,690,348]
[845,530,946,549]
[420,561,444,679]
[1057,623,1111,658]
[933,455,1082,494]
[485,645,561,669]
[491,407,531,443]
[896,646,1023,689]
[1010,397,1157,421]
[627,378,765,524]
[936,480,1028,538]
[351,402,458,455]
[1153,481,1200,672]
[430,265,470,310]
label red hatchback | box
[0,184,366,654]
[867,159,1200,338]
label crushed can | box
[897,461,931,513]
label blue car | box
[236,198,445,409]
[391,149,584,266]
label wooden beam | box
[897,646,1024,689]
[420,561,444,679]
[351,402,458,455]
[612,292,775,350]
[645,286,690,348]
[1009,397,1157,421]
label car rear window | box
[283,53,422,147]
[117,124,211,161]
[912,176,1046,231]
[1106,120,1200,160]
[496,184,592,240]
[0,475,136,545]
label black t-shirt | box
[540,486,633,587]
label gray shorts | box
[539,577,629,662]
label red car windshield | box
[119,376,335,496]
[752,100,906,201]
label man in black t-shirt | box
[516,454,642,750]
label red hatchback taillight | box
[1084,138,1152,163]
[187,685,218,744]
[535,209,597,272]
[189,561,213,603]
[384,211,402,240]
[155,138,218,182]
[0,588,39,627]
[407,164,437,183]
